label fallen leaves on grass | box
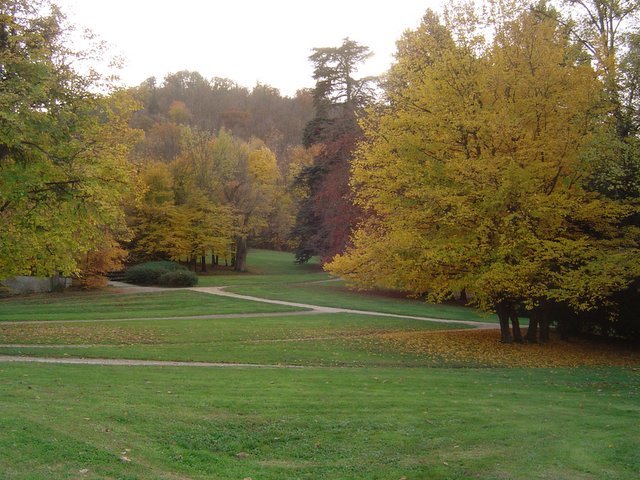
[377,329,640,368]
[0,324,159,345]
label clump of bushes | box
[157,270,198,287]
[124,261,198,287]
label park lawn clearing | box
[0,289,303,322]
[196,249,331,287]
[0,363,638,480]
[226,282,496,323]
[197,249,498,323]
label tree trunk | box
[539,316,550,343]
[234,236,248,272]
[525,313,539,343]
[558,318,570,341]
[201,255,207,273]
[496,305,513,343]
[509,308,523,343]
[459,288,468,304]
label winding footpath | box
[0,283,498,368]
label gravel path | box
[0,354,301,368]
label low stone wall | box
[1,276,72,294]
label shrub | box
[124,261,187,285]
[157,270,198,287]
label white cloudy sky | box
[56,0,443,96]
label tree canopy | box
[327,1,640,341]
[0,0,141,279]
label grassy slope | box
[0,313,467,366]
[0,363,638,480]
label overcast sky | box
[56,0,443,97]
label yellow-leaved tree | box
[327,1,639,343]
[0,1,142,280]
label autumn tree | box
[547,0,640,336]
[292,38,376,263]
[77,232,128,288]
[256,144,319,250]
[0,0,141,279]
[217,133,281,271]
[128,161,185,261]
[327,2,639,342]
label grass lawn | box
[0,313,468,367]
[0,289,302,322]
[1,363,638,480]
[0,248,638,479]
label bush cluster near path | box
[123,261,198,287]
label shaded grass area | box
[0,314,468,367]
[0,363,638,480]
[381,329,640,368]
[196,249,330,286]
[0,290,301,322]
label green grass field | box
[0,289,301,322]
[0,313,469,367]
[0,249,638,479]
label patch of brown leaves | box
[377,329,640,368]
[0,324,159,345]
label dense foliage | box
[123,261,187,285]
[328,1,640,341]
[130,71,314,161]
[125,71,317,270]
[0,0,140,279]
[292,38,375,263]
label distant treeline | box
[128,71,315,161]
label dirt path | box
[0,354,301,368]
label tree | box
[540,1,640,201]
[77,232,128,288]
[220,136,281,271]
[553,0,640,133]
[327,3,639,342]
[292,38,376,263]
[0,0,141,279]
[308,38,376,117]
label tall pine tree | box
[292,38,376,263]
